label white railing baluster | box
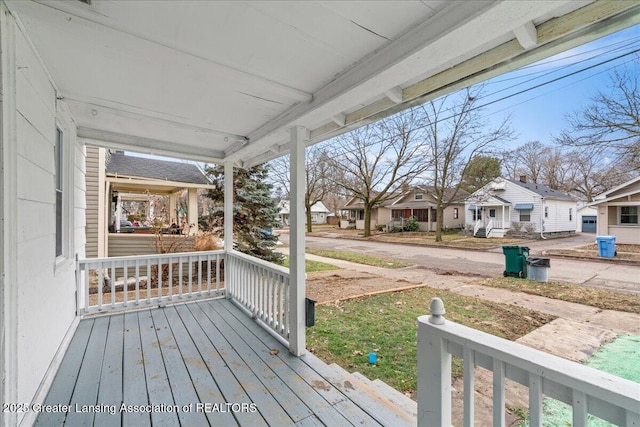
[417,298,640,427]
[135,260,140,305]
[110,262,116,308]
[198,254,202,296]
[215,254,220,292]
[157,258,162,299]
[178,256,183,299]
[463,347,475,427]
[573,391,587,427]
[188,257,193,297]
[168,258,173,300]
[207,254,211,294]
[97,262,103,311]
[123,260,128,307]
[146,260,151,303]
[529,373,543,427]
[493,359,505,427]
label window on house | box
[358,210,364,220]
[453,208,459,219]
[489,209,496,218]
[520,210,531,222]
[472,210,482,221]
[55,127,63,257]
[620,206,638,224]
[569,208,573,221]
[415,193,423,200]
[544,206,549,219]
[414,209,428,222]
[430,208,437,222]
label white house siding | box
[84,146,100,258]
[542,199,576,233]
[6,18,82,422]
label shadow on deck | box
[36,298,416,426]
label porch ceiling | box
[6,1,640,166]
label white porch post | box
[169,192,177,224]
[289,126,307,356]
[187,187,198,235]
[224,162,234,251]
[502,205,505,229]
[115,192,122,232]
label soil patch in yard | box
[306,270,423,304]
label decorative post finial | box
[428,297,446,325]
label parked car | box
[119,220,134,233]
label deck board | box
[37,297,410,426]
[122,311,151,426]
[94,314,124,427]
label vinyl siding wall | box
[8,19,84,423]
[84,146,100,258]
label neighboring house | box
[342,193,398,230]
[388,186,468,231]
[465,176,577,238]
[577,202,598,233]
[590,176,640,244]
[277,200,330,226]
[86,148,214,257]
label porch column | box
[169,192,177,224]
[187,187,198,235]
[502,205,505,229]
[115,192,122,232]
[289,126,307,356]
[223,162,234,251]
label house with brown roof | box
[342,186,467,231]
[590,175,640,244]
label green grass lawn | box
[282,257,340,272]
[306,249,412,269]
[306,286,555,397]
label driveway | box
[280,233,639,295]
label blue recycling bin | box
[595,235,616,258]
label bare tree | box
[331,109,429,237]
[501,141,549,183]
[559,68,640,170]
[420,87,512,241]
[268,142,339,231]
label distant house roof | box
[278,200,330,215]
[106,152,209,185]
[508,179,575,201]
[343,192,402,210]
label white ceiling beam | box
[78,128,226,163]
[513,21,538,50]
[385,86,404,104]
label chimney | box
[519,175,527,183]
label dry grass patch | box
[475,277,640,314]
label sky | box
[477,24,640,147]
[128,23,640,163]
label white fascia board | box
[79,128,226,164]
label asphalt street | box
[281,232,640,295]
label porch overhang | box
[5,0,640,166]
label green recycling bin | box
[502,245,530,278]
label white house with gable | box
[465,176,577,238]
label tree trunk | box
[306,202,313,232]
[363,205,372,237]
[435,203,444,242]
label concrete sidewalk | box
[304,252,640,425]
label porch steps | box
[325,363,417,426]
[351,372,417,418]
[475,227,487,238]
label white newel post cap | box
[428,297,446,325]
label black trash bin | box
[305,297,316,327]
[526,257,550,282]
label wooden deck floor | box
[36,298,410,426]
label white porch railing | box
[473,220,481,236]
[417,298,640,427]
[78,250,225,315]
[226,250,290,343]
[486,219,494,237]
